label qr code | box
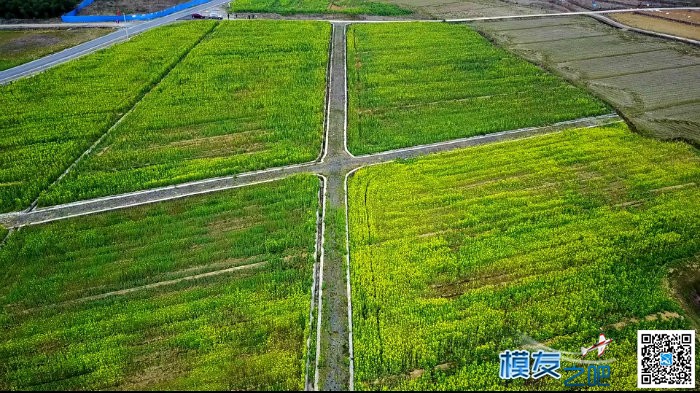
[638,330,695,388]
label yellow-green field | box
[348,123,700,389]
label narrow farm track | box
[316,22,352,391]
[15,261,267,315]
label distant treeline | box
[0,0,80,19]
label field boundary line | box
[320,23,334,163]
[27,22,220,213]
[559,47,683,64]
[17,261,267,315]
[354,113,620,158]
[305,175,326,391]
[506,31,609,45]
[344,168,359,391]
[589,62,700,81]
[314,174,328,390]
[640,97,700,113]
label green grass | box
[347,123,700,390]
[231,0,411,16]
[39,21,330,207]
[0,29,113,71]
[0,21,216,213]
[0,174,320,390]
[346,23,611,154]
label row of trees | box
[0,0,79,19]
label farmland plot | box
[0,28,113,71]
[230,0,411,16]
[348,123,700,390]
[498,24,609,45]
[40,21,330,207]
[474,16,700,144]
[346,23,609,155]
[0,175,320,390]
[0,21,216,213]
[610,11,700,41]
[559,49,699,80]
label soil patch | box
[79,0,192,15]
[610,11,700,41]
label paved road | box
[0,0,231,85]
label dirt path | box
[315,22,352,391]
[16,261,266,315]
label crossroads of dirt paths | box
[4,16,678,391]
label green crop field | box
[39,21,330,207]
[0,29,113,72]
[0,175,320,390]
[231,0,411,16]
[347,123,700,389]
[346,23,610,155]
[0,21,216,213]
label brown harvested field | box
[557,0,698,11]
[637,9,700,24]
[610,10,700,41]
[381,0,696,18]
[385,0,561,19]
[473,15,700,144]
[79,0,191,15]
[0,28,113,71]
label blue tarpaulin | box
[62,0,214,23]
